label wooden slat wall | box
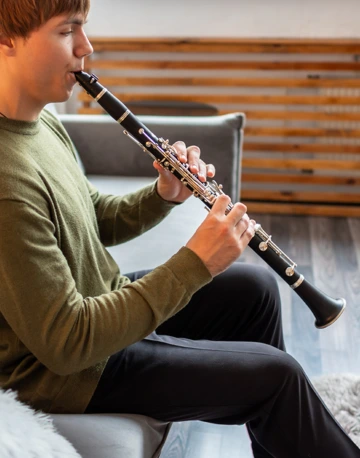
[78,38,360,217]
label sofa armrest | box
[58,113,245,202]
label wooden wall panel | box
[77,38,360,217]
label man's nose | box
[75,31,94,59]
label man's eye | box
[62,31,73,36]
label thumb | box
[153,160,169,176]
[153,161,176,187]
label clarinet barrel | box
[74,70,347,329]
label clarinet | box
[75,70,346,329]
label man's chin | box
[51,87,74,104]
[65,87,75,100]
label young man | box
[0,1,359,457]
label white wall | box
[86,0,360,38]
[58,0,359,113]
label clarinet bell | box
[294,278,347,329]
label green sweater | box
[0,110,212,413]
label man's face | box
[11,13,93,108]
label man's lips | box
[68,72,79,85]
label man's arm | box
[0,199,212,376]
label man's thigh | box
[86,331,290,423]
[128,262,283,346]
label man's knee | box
[239,264,279,295]
[272,351,305,385]
[245,265,281,314]
[256,266,280,299]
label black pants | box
[86,263,360,458]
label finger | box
[241,220,257,241]
[197,160,215,182]
[234,213,250,236]
[236,219,256,243]
[186,145,201,173]
[237,213,250,227]
[153,160,172,180]
[210,193,232,216]
[172,141,187,161]
[206,163,216,178]
[226,202,248,226]
[153,160,162,172]
[197,160,207,182]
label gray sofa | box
[50,111,245,458]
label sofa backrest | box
[59,112,245,203]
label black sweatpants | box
[86,263,360,458]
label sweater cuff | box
[147,180,180,210]
[154,179,183,206]
[163,246,213,296]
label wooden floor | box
[160,213,360,458]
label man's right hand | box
[185,194,256,277]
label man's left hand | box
[154,141,216,203]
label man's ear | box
[0,34,16,56]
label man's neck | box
[0,101,42,122]
[0,78,43,121]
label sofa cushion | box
[51,413,171,458]
[88,175,207,273]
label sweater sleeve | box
[0,199,212,376]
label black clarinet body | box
[75,70,346,329]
